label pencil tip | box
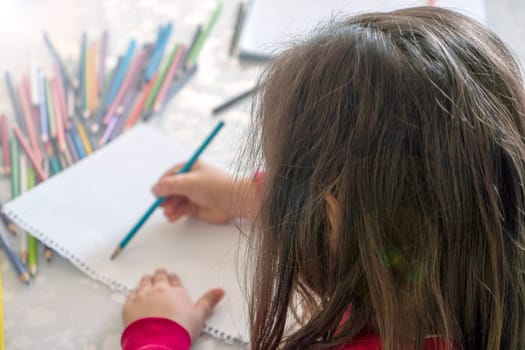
[110,247,121,260]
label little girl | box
[120,7,525,350]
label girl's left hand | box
[122,269,225,341]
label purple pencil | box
[99,116,118,146]
[111,88,138,140]
[65,130,80,163]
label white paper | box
[238,0,486,59]
[3,125,249,343]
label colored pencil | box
[19,79,42,164]
[98,30,109,94]
[145,66,198,122]
[1,116,11,175]
[45,78,57,139]
[43,32,78,89]
[212,86,257,116]
[79,33,88,117]
[18,154,28,263]
[65,131,79,162]
[87,42,98,112]
[92,57,122,133]
[144,24,172,82]
[55,65,72,130]
[111,88,139,140]
[70,123,86,159]
[26,169,38,276]
[30,48,39,106]
[38,73,49,143]
[144,44,179,114]
[12,126,46,182]
[0,201,15,235]
[186,3,222,66]
[76,121,93,155]
[154,64,198,117]
[5,72,28,135]
[102,51,147,125]
[153,45,186,112]
[0,224,30,285]
[0,255,4,348]
[110,120,225,259]
[125,74,157,129]
[99,117,118,145]
[229,2,245,56]
[181,25,202,70]
[51,78,66,154]
[106,40,137,107]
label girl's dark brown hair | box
[246,6,525,350]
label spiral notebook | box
[2,125,249,343]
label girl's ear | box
[326,194,342,248]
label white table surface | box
[1,0,524,349]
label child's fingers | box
[195,288,225,319]
[138,275,153,290]
[152,174,198,198]
[163,198,190,216]
[168,273,182,287]
[166,202,198,222]
[153,268,169,285]
[159,196,185,208]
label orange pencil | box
[19,79,42,165]
[89,42,98,111]
[12,126,46,182]
[125,74,157,130]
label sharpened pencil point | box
[110,247,121,260]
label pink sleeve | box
[121,317,192,350]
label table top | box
[1,0,524,349]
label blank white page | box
[238,0,486,59]
[3,125,249,343]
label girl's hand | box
[122,269,224,341]
[152,161,256,223]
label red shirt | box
[121,318,448,350]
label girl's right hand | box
[152,161,255,224]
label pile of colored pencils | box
[0,2,223,284]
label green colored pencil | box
[26,166,37,276]
[9,138,19,199]
[187,2,223,66]
[46,79,57,139]
[144,44,180,113]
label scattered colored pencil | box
[110,120,225,259]
[1,116,11,175]
[212,86,257,116]
[186,3,223,66]
[0,225,30,285]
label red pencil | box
[19,78,42,165]
[12,125,47,182]
[1,115,11,174]
[125,74,157,130]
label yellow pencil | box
[76,122,93,155]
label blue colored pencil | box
[70,123,86,159]
[5,72,28,135]
[38,72,49,142]
[43,32,78,90]
[0,225,30,285]
[144,24,172,82]
[110,120,225,259]
[106,40,137,107]
[92,56,123,133]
